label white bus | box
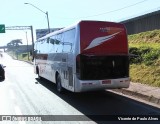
[34,21,130,93]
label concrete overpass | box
[0,46,8,52]
[0,45,32,53]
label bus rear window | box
[76,55,129,80]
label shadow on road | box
[35,78,160,124]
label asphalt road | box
[0,53,160,124]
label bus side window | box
[62,29,75,52]
[47,37,50,43]
[50,38,55,45]
[37,40,41,53]
[49,36,55,53]
[62,43,72,52]
[55,34,62,53]
[56,42,62,53]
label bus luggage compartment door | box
[61,53,74,91]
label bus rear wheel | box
[56,74,63,93]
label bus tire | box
[56,74,63,93]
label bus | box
[34,20,130,93]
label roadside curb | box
[112,89,160,106]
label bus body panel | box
[74,77,130,92]
[80,21,128,55]
[34,21,130,92]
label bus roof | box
[36,20,124,41]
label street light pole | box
[25,31,29,61]
[46,11,50,33]
[24,3,50,33]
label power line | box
[66,0,149,19]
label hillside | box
[128,29,160,43]
[128,29,160,87]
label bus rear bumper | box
[74,78,130,92]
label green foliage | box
[128,29,160,43]
[129,47,142,64]
[143,49,160,65]
[128,29,160,87]
[7,51,31,61]
[129,46,160,66]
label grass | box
[128,29,160,87]
[130,64,160,87]
[129,43,160,49]
[7,51,32,61]
[128,29,160,43]
[18,53,32,61]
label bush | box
[129,47,140,55]
[139,46,152,55]
[129,46,160,65]
[143,49,160,65]
[128,30,160,87]
[129,47,142,64]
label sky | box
[0,0,160,46]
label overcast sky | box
[0,0,160,46]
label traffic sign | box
[0,24,5,33]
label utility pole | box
[25,3,50,33]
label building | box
[36,28,62,40]
[121,9,160,35]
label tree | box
[10,39,22,47]
[7,39,23,52]
[7,39,23,48]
